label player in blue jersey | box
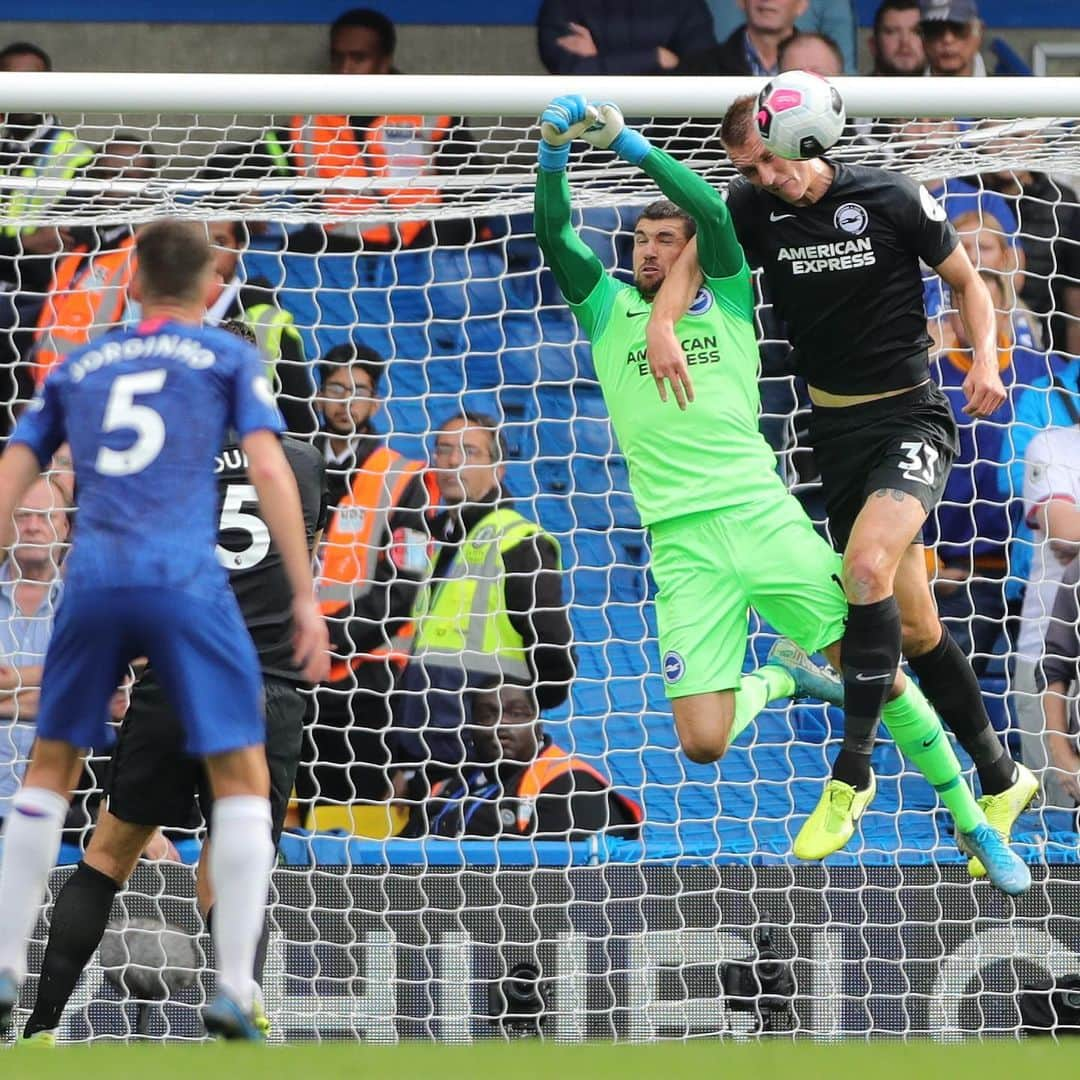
[0,220,329,1041]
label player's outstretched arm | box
[241,429,330,683]
[935,244,1006,418]
[645,238,705,409]
[0,443,48,550]
[583,104,743,280]
[533,94,606,308]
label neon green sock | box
[731,665,797,742]
[881,680,985,833]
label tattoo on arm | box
[872,488,910,503]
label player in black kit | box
[647,94,1037,870]
[21,336,327,1043]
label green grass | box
[2,1039,1079,1080]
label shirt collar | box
[0,559,64,610]
[742,29,778,77]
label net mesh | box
[2,105,1080,1042]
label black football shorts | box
[808,382,959,552]
[106,673,304,846]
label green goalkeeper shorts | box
[650,495,848,699]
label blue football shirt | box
[12,318,285,592]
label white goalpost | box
[1,73,1080,1043]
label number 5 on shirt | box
[95,369,168,477]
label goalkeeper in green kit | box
[533,95,1028,894]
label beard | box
[873,56,923,76]
[634,271,662,299]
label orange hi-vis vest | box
[512,744,645,834]
[285,113,451,247]
[317,446,427,684]
[32,234,137,386]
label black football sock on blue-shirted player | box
[23,861,119,1037]
[907,626,1017,796]
[833,596,903,791]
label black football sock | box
[907,626,1017,796]
[24,862,119,1037]
[834,596,902,790]
[205,905,271,987]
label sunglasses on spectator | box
[920,20,974,39]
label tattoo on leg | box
[872,488,909,503]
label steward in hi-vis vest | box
[296,348,435,812]
[406,679,641,839]
[392,412,575,780]
[30,226,136,387]
[203,219,316,436]
[260,8,468,250]
[265,112,454,249]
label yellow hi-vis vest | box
[412,507,560,682]
[241,302,302,387]
[2,128,95,237]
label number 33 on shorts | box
[898,440,939,487]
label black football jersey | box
[215,437,328,682]
[727,162,958,395]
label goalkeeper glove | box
[582,103,651,166]
[538,94,597,172]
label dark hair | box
[319,342,387,395]
[720,94,759,149]
[330,8,396,56]
[135,220,213,304]
[635,199,697,240]
[779,31,845,73]
[0,41,52,71]
[219,319,258,346]
[199,142,283,183]
[873,0,920,35]
[439,409,507,464]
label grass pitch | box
[1,1039,1077,1080]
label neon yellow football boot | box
[794,772,877,860]
[967,763,1039,878]
[21,1029,57,1048]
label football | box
[755,69,846,160]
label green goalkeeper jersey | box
[535,147,786,526]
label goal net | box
[1,73,1080,1043]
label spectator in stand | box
[926,270,1045,672]
[263,8,463,250]
[28,134,159,387]
[1039,558,1080,809]
[0,42,94,430]
[1014,421,1080,798]
[895,121,1020,259]
[392,412,575,788]
[927,210,1043,352]
[680,0,806,76]
[869,0,925,75]
[0,476,68,824]
[982,163,1080,358]
[778,30,844,77]
[706,0,857,73]
[299,346,434,835]
[537,0,715,75]
[200,219,315,435]
[920,0,986,78]
[405,678,642,839]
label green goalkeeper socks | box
[731,665,797,743]
[880,680,984,834]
